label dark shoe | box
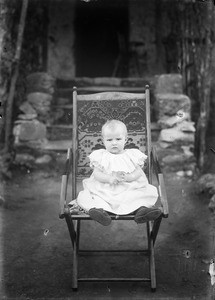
[89,208,112,226]
[134,206,162,224]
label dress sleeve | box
[88,149,105,170]
[127,149,148,168]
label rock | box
[186,170,193,177]
[154,93,191,120]
[196,173,215,194]
[181,146,194,158]
[155,74,183,94]
[14,120,47,142]
[15,153,35,165]
[23,139,48,149]
[35,154,52,164]
[157,141,171,149]
[176,121,195,133]
[159,127,195,144]
[17,114,37,120]
[176,171,185,177]
[27,92,53,116]
[162,154,193,165]
[26,72,55,94]
[208,194,215,212]
[158,113,190,129]
[19,101,37,115]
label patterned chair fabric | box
[76,92,147,177]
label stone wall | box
[154,74,196,176]
[13,72,55,166]
[12,72,197,175]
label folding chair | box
[59,85,168,292]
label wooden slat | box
[70,214,136,220]
[77,86,147,93]
[78,249,149,254]
[77,91,146,101]
[78,278,151,282]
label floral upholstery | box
[76,92,147,178]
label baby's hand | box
[109,176,119,185]
[116,171,126,182]
[117,172,133,182]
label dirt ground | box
[0,144,215,300]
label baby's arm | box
[121,166,143,182]
[93,167,118,185]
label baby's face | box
[103,127,127,154]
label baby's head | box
[101,120,127,154]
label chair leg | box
[147,222,156,292]
[151,215,162,245]
[65,215,80,291]
[72,220,80,291]
[65,214,76,247]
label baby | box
[75,119,161,226]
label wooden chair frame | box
[59,86,168,292]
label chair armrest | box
[151,147,169,218]
[59,148,72,219]
[59,175,68,219]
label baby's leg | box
[134,206,162,224]
[77,190,112,226]
[77,189,112,212]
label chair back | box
[72,87,152,198]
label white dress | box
[76,149,158,215]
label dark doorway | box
[74,0,129,77]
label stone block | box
[14,120,46,141]
[154,93,191,119]
[196,173,215,194]
[26,72,55,94]
[19,101,37,115]
[35,154,52,164]
[17,114,37,120]
[154,74,183,94]
[158,113,190,129]
[176,121,195,133]
[14,153,35,166]
[162,153,195,165]
[27,92,53,116]
[159,127,194,144]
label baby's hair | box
[101,119,127,136]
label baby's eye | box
[117,138,122,141]
[107,139,112,142]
